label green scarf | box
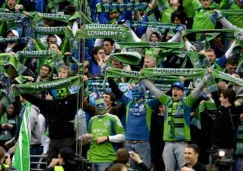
[186,51,201,68]
[75,24,140,42]
[16,50,57,59]
[0,112,9,124]
[220,9,243,16]
[0,12,16,22]
[105,68,140,80]
[0,38,27,44]
[0,53,26,75]
[12,75,82,96]
[131,22,180,30]
[37,13,70,22]
[34,27,67,35]
[96,2,148,12]
[166,99,187,141]
[110,51,141,65]
[183,29,238,48]
[191,101,217,129]
[118,42,184,49]
[48,0,79,9]
[0,96,11,108]
[15,50,64,73]
[141,68,206,82]
[212,69,243,87]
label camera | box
[76,158,91,171]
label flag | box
[12,102,32,171]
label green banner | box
[75,24,138,42]
[12,75,82,96]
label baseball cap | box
[7,30,19,38]
[60,148,76,165]
[172,81,184,91]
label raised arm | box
[142,79,162,98]
[190,78,206,99]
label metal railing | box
[30,155,48,171]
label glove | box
[211,10,223,21]
[175,24,185,33]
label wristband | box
[107,136,109,142]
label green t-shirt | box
[87,113,125,162]
[161,6,174,24]
[193,8,215,30]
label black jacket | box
[212,105,241,148]
[22,94,78,140]
[183,162,207,171]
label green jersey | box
[87,113,125,162]
[159,94,196,141]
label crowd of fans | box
[0,0,242,171]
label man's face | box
[48,37,57,46]
[103,41,113,55]
[58,69,68,79]
[95,99,107,115]
[200,0,211,8]
[40,66,50,78]
[219,94,228,106]
[109,11,120,20]
[172,87,183,101]
[144,57,156,68]
[49,44,59,51]
[7,0,16,9]
[112,60,123,69]
[170,0,179,5]
[58,154,64,165]
[7,104,14,115]
[184,148,198,165]
[103,94,112,106]
[94,49,106,61]
[226,64,237,75]
[207,51,216,64]
[7,31,17,38]
[173,16,182,25]
[131,86,144,101]
[150,34,159,43]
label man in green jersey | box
[82,99,125,171]
[143,78,207,171]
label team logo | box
[104,121,110,128]
[139,104,145,112]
